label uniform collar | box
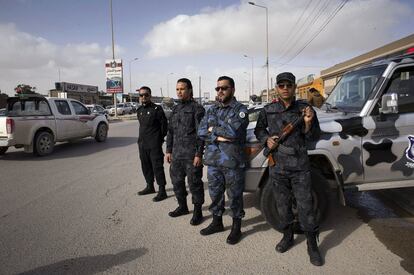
[274,98,298,112]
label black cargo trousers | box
[138,143,167,188]
[170,159,204,205]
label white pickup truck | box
[0,94,109,156]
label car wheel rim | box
[39,135,51,153]
[99,125,107,139]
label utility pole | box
[199,76,202,104]
[110,0,118,118]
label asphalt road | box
[0,120,413,274]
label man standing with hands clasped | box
[136,86,168,202]
[254,72,323,266]
[166,78,205,225]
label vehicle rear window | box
[71,101,89,115]
[55,100,72,115]
[7,98,52,116]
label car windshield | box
[325,65,387,113]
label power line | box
[276,0,314,60]
[280,0,348,66]
[276,0,324,63]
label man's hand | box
[303,106,314,133]
[267,135,279,150]
[303,106,314,124]
[217,136,231,142]
[165,153,172,164]
[193,156,202,167]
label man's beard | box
[219,93,233,104]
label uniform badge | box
[239,112,246,118]
[406,135,414,162]
[147,111,150,115]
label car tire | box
[259,168,329,232]
[33,131,54,156]
[95,123,108,142]
[0,146,8,155]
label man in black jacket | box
[136,86,168,202]
[254,72,323,266]
[165,78,205,225]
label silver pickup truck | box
[0,94,109,156]
[244,52,414,229]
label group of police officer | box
[136,72,323,266]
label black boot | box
[190,204,203,225]
[305,231,323,266]
[169,200,189,217]
[153,185,167,202]
[200,215,224,236]
[137,184,156,195]
[226,218,242,245]
[275,224,294,253]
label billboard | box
[55,82,98,93]
[105,59,123,93]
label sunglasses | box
[215,86,230,92]
[139,93,150,97]
[277,83,293,89]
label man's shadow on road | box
[18,248,148,275]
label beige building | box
[321,34,414,95]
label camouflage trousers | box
[270,169,318,232]
[207,166,245,219]
[170,159,204,205]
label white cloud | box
[0,23,125,95]
[143,0,413,63]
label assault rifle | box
[264,113,305,167]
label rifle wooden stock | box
[264,112,305,167]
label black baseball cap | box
[276,72,295,84]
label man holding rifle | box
[254,72,322,266]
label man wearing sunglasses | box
[254,72,323,266]
[197,76,249,245]
[136,86,168,202]
[165,78,205,225]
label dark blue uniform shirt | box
[198,98,249,169]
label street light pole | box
[244,72,251,101]
[129,57,138,102]
[244,54,254,98]
[167,72,174,98]
[109,0,118,118]
[248,2,269,102]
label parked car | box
[108,103,133,116]
[86,104,108,119]
[243,51,414,230]
[0,94,108,156]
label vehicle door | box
[363,64,414,182]
[69,100,94,137]
[54,99,78,140]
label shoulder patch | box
[239,111,246,118]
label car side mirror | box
[379,93,398,114]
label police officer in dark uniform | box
[198,76,249,245]
[254,72,323,266]
[165,78,205,225]
[136,86,168,202]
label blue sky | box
[1,0,413,100]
